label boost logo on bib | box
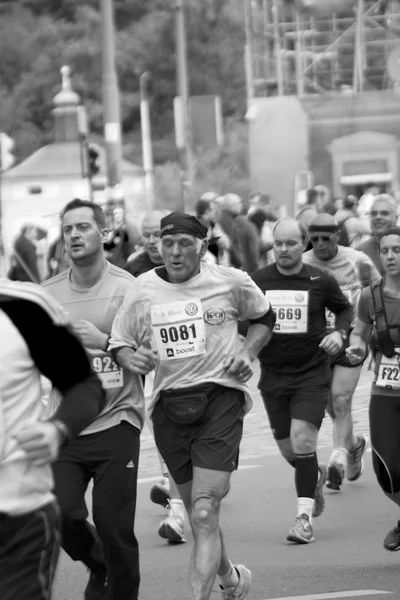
[203,308,226,325]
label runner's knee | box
[191,495,220,530]
[291,428,316,454]
[331,393,352,416]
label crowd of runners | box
[1,188,400,600]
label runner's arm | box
[323,272,353,332]
[348,317,372,347]
[347,289,373,362]
[2,299,105,439]
[243,314,275,361]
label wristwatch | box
[336,329,347,344]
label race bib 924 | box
[151,299,206,361]
[90,353,123,389]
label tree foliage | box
[0,0,246,163]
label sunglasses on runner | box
[309,234,334,243]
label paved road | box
[53,364,400,600]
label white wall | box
[248,96,309,216]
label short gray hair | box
[371,194,397,213]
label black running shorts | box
[330,331,369,369]
[370,391,400,494]
[152,384,245,485]
[259,363,330,440]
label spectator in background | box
[220,193,260,273]
[333,197,344,212]
[46,227,70,278]
[104,206,139,268]
[248,209,277,266]
[296,188,322,228]
[248,192,271,216]
[357,184,380,220]
[335,195,370,248]
[314,185,334,214]
[194,197,231,264]
[8,224,41,284]
[124,211,165,277]
[356,194,398,275]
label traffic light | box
[0,132,15,171]
[88,144,100,178]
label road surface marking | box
[262,590,392,600]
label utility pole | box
[77,105,94,202]
[175,0,194,211]
[140,72,155,211]
[100,0,124,210]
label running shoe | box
[219,564,252,600]
[346,435,367,481]
[313,463,327,518]
[326,461,345,491]
[384,521,400,551]
[150,476,170,508]
[158,513,186,544]
[84,569,107,600]
[287,514,314,544]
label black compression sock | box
[294,452,319,498]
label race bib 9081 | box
[266,290,309,334]
[151,299,206,360]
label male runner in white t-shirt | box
[109,211,275,600]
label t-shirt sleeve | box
[234,270,271,321]
[357,288,373,324]
[108,286,144,352]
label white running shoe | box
[346,435,367,481]
[219,564,251,600]
[158,513,186,544]
[287,514,314,544]
[150,476,170,508]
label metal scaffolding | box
[244,0,400,98]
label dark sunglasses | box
[309,234,334,243]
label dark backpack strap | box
[370,278,389,333]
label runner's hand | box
[345,345,366,365]
[222,353,253,383]
[72,320,107,349]
[319,331,344,356]
[126,346,159,375]
[14,422,61,466]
